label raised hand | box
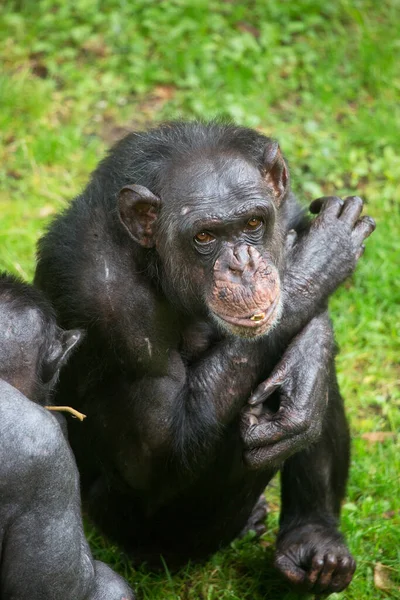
[241,312,332,469]
[285,196,376,302]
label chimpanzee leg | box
[239,494,269,538]
[275,370,356,595]
[0,390,133,600]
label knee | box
[90,561,135,600]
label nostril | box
[233,246,242,261]
[229,265,243,275]
[234,244,249,262]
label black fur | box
[35,121,374,594]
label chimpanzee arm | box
[240,196,375,469]
[241,311,333,469]
[133,196,374,477]
[128,336,264,478]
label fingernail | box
[249,394,263,405]
[249,404,263,417]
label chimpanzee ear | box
[262,141,289,205]
[42,328,83,383]
[118,184,161,248]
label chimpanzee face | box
[118,144,288,338]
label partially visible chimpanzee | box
[35,121,375,595]
[0,273,134,600]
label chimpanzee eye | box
[245,217,263,231]
[194,231,215,244]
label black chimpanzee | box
[35,121,375,595]
[0,273,134,600]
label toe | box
[314,553,337,592]
[330,555,356,592]
[255,523,267,536]
[306,553,325,586]
[275,553,308,588]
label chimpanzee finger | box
[313,553,338,592]
[330,556,357,592]
[307,553,325,586]
[351,215,376,246]
[240,403,261,428]
[255,523,267,536]
[330,555,357,592]
[248,364,288,406]
[355,244,365,260]
[242,418,288,449]
[309,196,343,218]
[244,434,302,469]
[339,196,364,226]
[252,506,268,528]
[245,405,311,450]
[274,553,309,589]
[242,411,259,427]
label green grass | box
[0,1,399,598]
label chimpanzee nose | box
[228,244,260,277]
[214,244,262,283]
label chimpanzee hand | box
[275,523,356,594]
[285,196,375,301]
[241,313,332,470]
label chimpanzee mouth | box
[214,295,281,331]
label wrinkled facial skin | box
[158,154,284,338]
[210,244,282,337]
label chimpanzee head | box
[0,273,82,403]
[117,122,289,338]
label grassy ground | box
[0,1,399,598]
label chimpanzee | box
[0,273,134,600]
[35,121,375,595]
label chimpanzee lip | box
[215,296,280,329]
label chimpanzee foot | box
[239,494,268,537]
[275,523,356,595]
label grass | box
[0,0,399,598]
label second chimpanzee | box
[0,273,134,600]
[35,121,375,595]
